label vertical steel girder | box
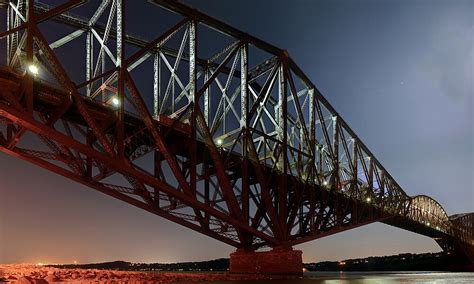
[0,0,471,252]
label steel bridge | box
[0,0,472,274]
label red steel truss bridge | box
[0,0,472,274]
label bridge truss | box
[0,0,472,261]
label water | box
[176,272,474,283]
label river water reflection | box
[177,271,474,283]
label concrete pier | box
[229,247,303,275]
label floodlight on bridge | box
[27,64,39,75]
[111,97,120,107]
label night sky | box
[0,0,473,264]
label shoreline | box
[0,264,299,283]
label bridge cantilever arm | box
[0,100,278,246]
[288,57,409,199]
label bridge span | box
[0,0,472,274]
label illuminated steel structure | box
[0,0,472,273]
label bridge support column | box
[229,247,303,275]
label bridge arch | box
[405,195,450,233]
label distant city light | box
[112,97,120,106]
[28,64,39,75]
[339,261,346,265]
[36,262,44,266]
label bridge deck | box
[0,66,453,243]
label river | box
[177,271,474,283]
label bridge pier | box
[229,247,303,275]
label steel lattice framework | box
[0,0,472,260]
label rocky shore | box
[0,264,294,283]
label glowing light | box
[36,262,44,266]
[323,181,328,186]
[426,222,430,226]
[216,138,223,146]
[366,197,371,203]
[28,64,39,75]
[302,267,308,273]
[339,261,346,265]
[436,226,440,230]
[111,97,120,106]
[74,260,78,265]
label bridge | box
[0,0,472,274]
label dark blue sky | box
[0,0,472,264]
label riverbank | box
[0,264,298,283]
